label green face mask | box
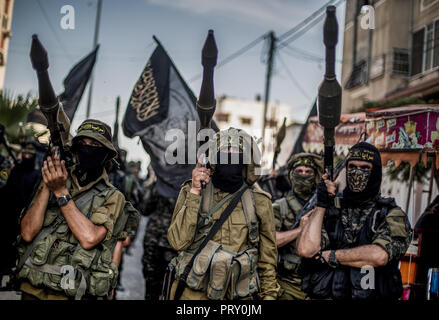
[289,172,316,201]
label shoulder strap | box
[241,188,259,246]
[200,181,214,215]
[279,198,288,221]
[15,181,116,273]
[174,184,249,300]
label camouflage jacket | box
[273,194,305,284]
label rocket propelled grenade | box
[197,30,218,130]
[30,34,70,164]
[318,6,342,181]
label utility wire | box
[278,0,346,49]
[277,0,338,42]
[277,51,311,101]
[187,0,345,83]
[188,32,269,82]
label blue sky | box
[5,0,346,171]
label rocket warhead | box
[323,6,338,49]
[201,29,218,68]
[30,34,49,72]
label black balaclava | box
[19,144,36,170]
[211,152,245,194]
[342,142,382,208]
[74,143,109,186]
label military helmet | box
[206,127,262,186]
[287,152,324,182]
[71,119,118,160]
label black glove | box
[316,180,334,208]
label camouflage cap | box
[287,152,324,181]
[71,119,118,159]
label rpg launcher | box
[318,6,342,181]
[30,34,73,166]
[196,30,218,188]
[291,6,342,229]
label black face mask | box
[76,144,109,170]
[211,152,245,193]
[75,145,109,186]
[20,156,36,170]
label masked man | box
[273,153,323,300]
[17,119,130,300]
[297,142,411,300]
[167,128,280,300]
[0,139,43,278]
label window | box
[435,20,439,68]
[239,117,252,125]
[412,29,425,75]
[2,16,7,29]
[345,60,368,89]
[411,20,439,76]
[392,49,409,75]
[215,112,230,122]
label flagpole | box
[85,0,103,118]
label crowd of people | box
[0,113,412,301]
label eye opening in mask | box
[77,138,103,148]
[293,166,314,176]
[347,162,372,172]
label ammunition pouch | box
[16,178,132,299]
[175,240,260,300]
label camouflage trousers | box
[142,211,177,300]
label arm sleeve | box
[167,183,202,251]
[254,192,281,300]
[90,190,125,241]
[372,207,412,263]
[124,201,141,240]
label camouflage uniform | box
[167,128,280,300]
[17,119,129,300]
[320,198,411,262]
[142,184,177,300]
[273,195,307,300]
[273,152,323,300]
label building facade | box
[341,0,439,112]
[0,0,13,91]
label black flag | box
[290,99,317,156]
[59,45,99,121]
[122,37,202,199]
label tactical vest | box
[174,182,261,300]
[277,196,303,279]
[302,197,404,300]
[16,179,131,300]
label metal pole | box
[428,155,436,204]
[85,0,103,118]
[405,165,415,214]
[261,31,276,156]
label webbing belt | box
[15,181,113,299]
